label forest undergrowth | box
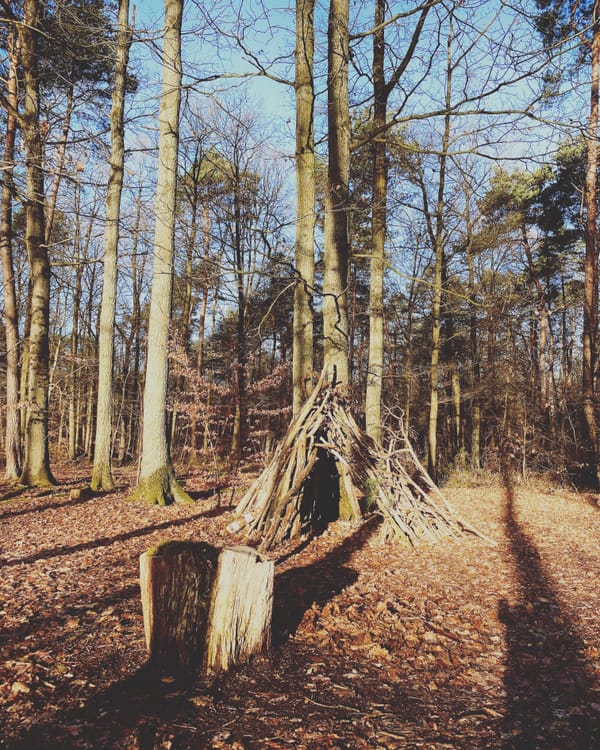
[1,464,600,749]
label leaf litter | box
[1,466,600,748]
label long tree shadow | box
[0,489,100,520]
[500,473,600,748]
[0,507,220,568]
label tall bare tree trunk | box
[464,197,481,470]
[1,24,22,479]
[92,0,132,491]
[365,0,387,443]
[129,0,192,505]
[582,9,600,486]
[19,0,55,487]
[196,205,211,379]
[292,0,315,415]
[230,166,246,469]
[323,0,350,385]
[191,206,210,451]
[427,15,453,483]
[364,1,429,442]
[68,172,83,459]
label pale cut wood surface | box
[140,542,273,676]
[206,546,274,673]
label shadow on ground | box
[500,470,600,749]
[0,507,221,568]
[272,515,381,644]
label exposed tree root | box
[128,466,194,506]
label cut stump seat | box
[140,541,273,676]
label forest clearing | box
[4,1,600,746]
[1,466,600,750]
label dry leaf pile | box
[1,466,600,749]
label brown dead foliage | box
[1,465,600,749]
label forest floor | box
[1,464,600,750]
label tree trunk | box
[118,183,145,464]
[129,0,191,505]
[427,16,453,483]
[230,164,247,470]
[465,201,481,470]
[323,0,350,385]
[92,0,132,491]
[18,0,55,487]
[365,1,429,441]
[68,171,83,460]
[1,24,22,480]
[582,11,600,486]
[196,205,211,379]
[140,542,273,676]
[292,0,316,415]
[192,210,209,451]
[365,0,387,444]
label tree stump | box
[139,541,273,676]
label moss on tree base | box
[90,463,115,492]
[18,468,57,489]
[127,466,194,506]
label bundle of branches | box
[232,373,483,551]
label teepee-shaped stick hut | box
[232,373,482,551]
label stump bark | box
[140,541,273,675]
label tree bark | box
[365,0,387,444]
[323,0,351,385]
[292,0,316,415]
[1,23,22,479]
[68,170,84,460]
[464,196,481,470]
[129,0,192,505]
[582,8,600,486]
[230,163,247,470]
[18,0,55,487]
[364,1,430,441]
[92,0,132,491]
[427,15,453,483]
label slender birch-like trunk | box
[427,15,453,483]
[129,0,192,505]
[365,0,387,443]
[92,0,132,490]
[365,1,430,441]
[68,174,83,459]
